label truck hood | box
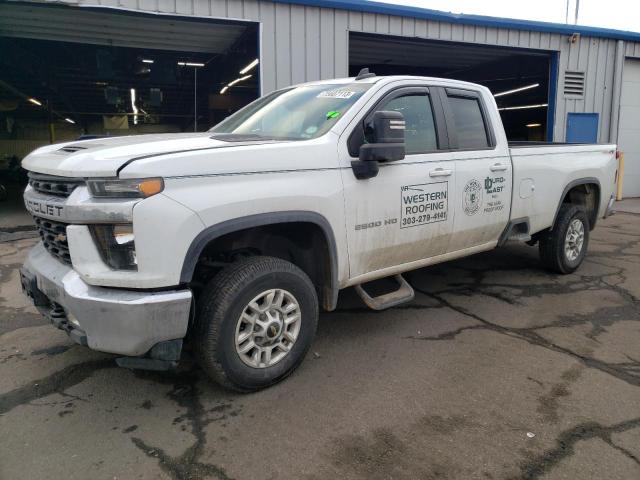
[21,133,282,177]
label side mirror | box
[351,111,406,180]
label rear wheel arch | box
[552,178,601,231]
[181,212,339,311]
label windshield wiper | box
[210,133,303,142]
[209,133,268,142]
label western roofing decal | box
[463,179,483,216]
[400,182,448,228]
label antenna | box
[355,68,376,80]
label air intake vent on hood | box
[58,145,88,153]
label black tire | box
[194,256,318,392]
[539,204,590,274]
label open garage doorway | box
[0,2,259,214]
[349,32,554,142]
[0,2,259,153]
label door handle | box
[490,163,508,172]
[429,168,453,177]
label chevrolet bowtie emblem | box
[54,233,67,242]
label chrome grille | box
[28,172,84,198]
[33,216,72,265]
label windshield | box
[210,83,372,140]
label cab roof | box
[301,75,485,90]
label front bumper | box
[21,243,192,356]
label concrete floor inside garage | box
[1,201,640,479]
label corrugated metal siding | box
[15,0,640,141]
[0,3,247,53]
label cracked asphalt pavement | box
[1,211,640,479]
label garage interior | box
[0,3,259,162]
[349,32,553,142]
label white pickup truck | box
[20,72,617,391]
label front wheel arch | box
[180,211,339,311]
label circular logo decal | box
[463,179,483,216]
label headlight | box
[90,224,137,270]
[87,178,164,198]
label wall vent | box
[564,71,585,98]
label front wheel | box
[539,204,590,274]
[194,256,318,392]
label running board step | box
[354,274,415,311]
[507,233,532,242]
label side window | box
[447,96,490,149]
[376,94,438,154]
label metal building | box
[1,0,640,196]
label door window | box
[448,96,490,149]
[375,94,438,154]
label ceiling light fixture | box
[64,118,76,124]
[228,75,252,87]
[142,59,154,64]
[498,103,548,111]
[494,83,540,98]
[239,58,259,74]
[178,62,205,67]
[220,86,229,94]
[28,97,42,106]
[526,123,542,128]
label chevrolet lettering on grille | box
[25,199,64,217]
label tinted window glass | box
[377,94,438,154]
[448,96,490,149]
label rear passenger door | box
[440,88,512,252]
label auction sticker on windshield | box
[400,182,448,228]
[317,89,356,99]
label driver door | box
[339,86,456,280]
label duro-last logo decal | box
[463,179,483,216]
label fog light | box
[90,224,137,270]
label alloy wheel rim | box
[234,288,301,368]
[564,218,585,262]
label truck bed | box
[508,142,617,235]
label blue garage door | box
[566,113,599,143]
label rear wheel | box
[194,256,318,392]
[539,204,589,274]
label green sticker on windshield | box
[326,110,341,119]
